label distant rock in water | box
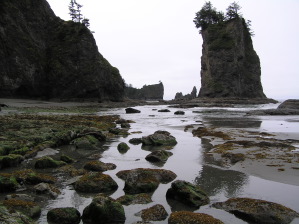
[125,82,164,100]
[0,0,124,101]
[199,18,266,98]
[174,86,197,100]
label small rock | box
[137,204,168,221]
[174,110,185,115]
[82,194,125,224]
[145,150,173,163]
[121,123,131,128]
[158,109,170,112]
[129,138,143,145]
[168,211,224,224]
[116,193,152,205]
[212,197,299,224]
[166,180,209,208]
[126,108,141,114]
[142,130,177,146]
[47,207,81,224]
[83,160,116,172]
[117,142,130,153]
[116,168,177,194]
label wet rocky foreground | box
[0,100,299,224]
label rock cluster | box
[125,82,164,100]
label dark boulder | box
[142,131,177,146]
[83,160,116,172]
[82,194,125,224]
[0,175,19,193]
[168,211,224,224]
[129,138,143,145]
[125,108,141,114]
[116,168,177,194]
[174,110,185,115]
[212,197,299,224]
[158,109,170,112]
[166,180,209,208]
[117,142,130,153]
[47,207,81,224]
[0,154,24,169]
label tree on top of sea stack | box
[194,2,266,98]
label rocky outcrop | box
[125,82,164,100]
[278,99,299,110]
[174,86,198,100]
[199,18,266,98]
[0,0,124,101]
[212,197,299,224]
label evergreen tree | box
[68,0,91,29]
[68,0,77,22]
[226,1,242,20]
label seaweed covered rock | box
[83,160,116,172]
[0,205,35,224]
[0,175,19,192]
[142,131,177,146]
[116,193,152,205]
[0,154,24,169]
[35,156,66,169]
[212,197,299,224]
[47,207,81,224]
[166,180,209,208]
[71,135,103,150]
[137,204,168,221]
[129,138,143,145]
[116,168,177,194]
[3,199,41,218]
[74,172,118,194]
[34,183,60,199]
[168,211,224,224]
[145,150,173,163]
[82,194,125,224]
[117,142,130,153]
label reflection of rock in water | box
[195,166,248,197]
[203,117,262,128]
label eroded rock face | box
[212,197,299,224]
[0,0,124,101]
[116,168,177,194]
[199,18,266,98]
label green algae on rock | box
[166,180,210,208]
[47,207,81,224]
[35,156,67,169]
[74,172,118,194]
[0,205,36,224]
[142,130,177,146]
[117,142,130,153]
[116,193,152,205]
[168,211,224,224]
[82,194,125,224]
[83,160,116,172]
[3,199,41,218]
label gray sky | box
[47,0,299,100]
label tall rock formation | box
[174,86,197,100]
[0,0,124,101]
[199,18,266,98]
[125,82,164,100]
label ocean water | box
[38,103,299,224]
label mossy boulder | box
[116,193,152,205]
[83,160,116,172]
[0,175,19,192]
[145,150,173,163]
[0,205,35,224]
[47,207,81,224]
[116,168,177,194]
[3,199,41,218]
[117,142,130,153]
[142,131,177,146]
[168,211,224,224]
[0,154,24,169]
[212,197,299,224]
[166,180,209,208]
[74,172,118,194]
[82,194,125,224]
[35,156,66,169]
[13,169,56,184]
[60,155,76,163]
[137,204,168,221]
[71,135,103,150]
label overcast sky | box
[47,0,299,100]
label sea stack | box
[198,17,266,98]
